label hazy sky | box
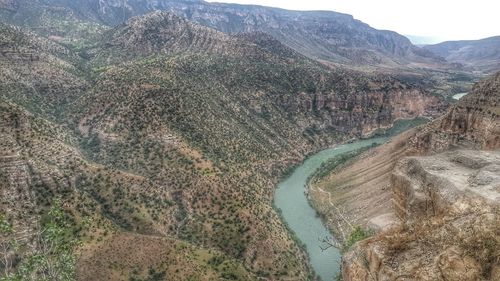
[206,0,500,44]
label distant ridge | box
[424,36,500,73]
[0,0,442,68]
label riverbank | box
[274,118,429,281]
[308,128,420,244]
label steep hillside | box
[424,36,500,74]
[0,0,108,46]
[90,11,265,65]
[0,18,315,279]
[0,23,88,119]
[0,97,258,280]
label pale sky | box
[206,0,500,44]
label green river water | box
[274,118,428,281]
[452,92,468,100]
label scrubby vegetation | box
[343,226,373,253]
[0,8,444,280]
[0,200,77,281]
[309,145,377,184]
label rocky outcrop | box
[281,89,442,138]
[392,150,500,222]
[411,72,500,152]
[343,150,500,281]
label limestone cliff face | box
[280,88,442,138]
[343,150,500,281]
[411,72,500,152]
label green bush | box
[0,200,78,281]
[343,226,372,252]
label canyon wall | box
[339,73,500,280]
[310,72,499,280]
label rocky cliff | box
[343,150,500,281]
[276,87,442,139]
[309,72,499,280]
[310,72,499,242]
[411,72,500,151]
[344,74,500,280]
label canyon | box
[0,1,498,280]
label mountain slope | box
[91,11,267,65]
[0,97,257,280]
[0,0,442,68]
[0,0,108,46]
[0,23,88,119]
[164,1,442,66]
[424,36,500,73]
[1,0,475,99]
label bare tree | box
[0,216,17,277]
[318,235,340,251]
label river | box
[452,92,468,100]
[273,118,428,281]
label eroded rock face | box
[412,73,500,152]
[343,150,500,281]
[279,88,442,138]
[392,151,499,225]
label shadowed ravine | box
[274,118,428,281]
